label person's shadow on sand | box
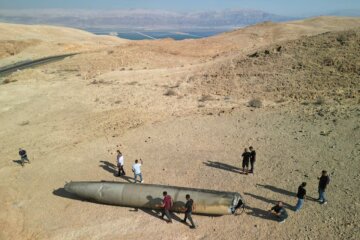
[53,188,85,201]
[245,205,278,222]
[99,160,117,175]
[12,160,23,166]
[255,184,318,202]
[256,184,296,197]
[99,160,133,183]
[203,160,242,174]
[244,192,295,211]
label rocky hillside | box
[192,28,360,104]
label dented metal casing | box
[64,181,244,215]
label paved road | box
[0,53,78,80]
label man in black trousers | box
[318,170,330,204]
[241,148,251,174]
[249,146,256,174]
[182,194,196,229]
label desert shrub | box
[336,31,356,45]
[164,89,177,96]
[199,94,214,102]
[170,83,180,88]
[276,98,287,103]
[90,79,105,84]
[19,120,30,126]
[2,79,17,84]
[336,34,347,45]
[248,52,259,58]
[126,81,138,85]
[337,62,358,74]
[314,96,325,105]
[323,57,334,66]
[248,98,263,108]
[2,79,11,84]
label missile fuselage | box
[64,181,244,215]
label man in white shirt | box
[116,150,126,176]
[132,159,143,183]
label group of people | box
[241,146,256,174]
[157,191,196,228]
[17,146,331,227]
[269,170,330,223]
[116,150,143,183]
[116,150,196,228]
[240,147,331,223]
[117,147,331,225]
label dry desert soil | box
[0,16,360,240]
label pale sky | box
[0,0,359,16]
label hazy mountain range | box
[1,8,358,31]
[0,9,295,30]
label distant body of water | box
[87,29,229,40]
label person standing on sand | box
[295,182,307,212]
[19,148,30,166]
[318,170,330,204]
[160,191,173,223]
[116,150,126,176]
[132,159,143,183]
[241,148,251,174]
[269,201,288,223]
[181,194,196,229]
[249,146,256,174]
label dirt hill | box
[191,28,360,104]
[0,23,127,66]
[0,17,359,240]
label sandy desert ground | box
[0,16,359,240]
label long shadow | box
[244,192,295,211]
[13,160,23,166]
[306,195,319,202]
[99,160,118,176]
[99,160,133,183]
[256,184,296,197]
[256,184,318,202]
[53,188,87,202]
[118,175,133,183]
[245,205,278,222]
[140,208,186,224]
[203,160,242,174]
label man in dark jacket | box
[249,146,256,174]
[19,148,30,166]
[295,182,307,212]
[241,148,251,174]
[270,201,288,223]
[318,170,330,204]
[181,194,196,229]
